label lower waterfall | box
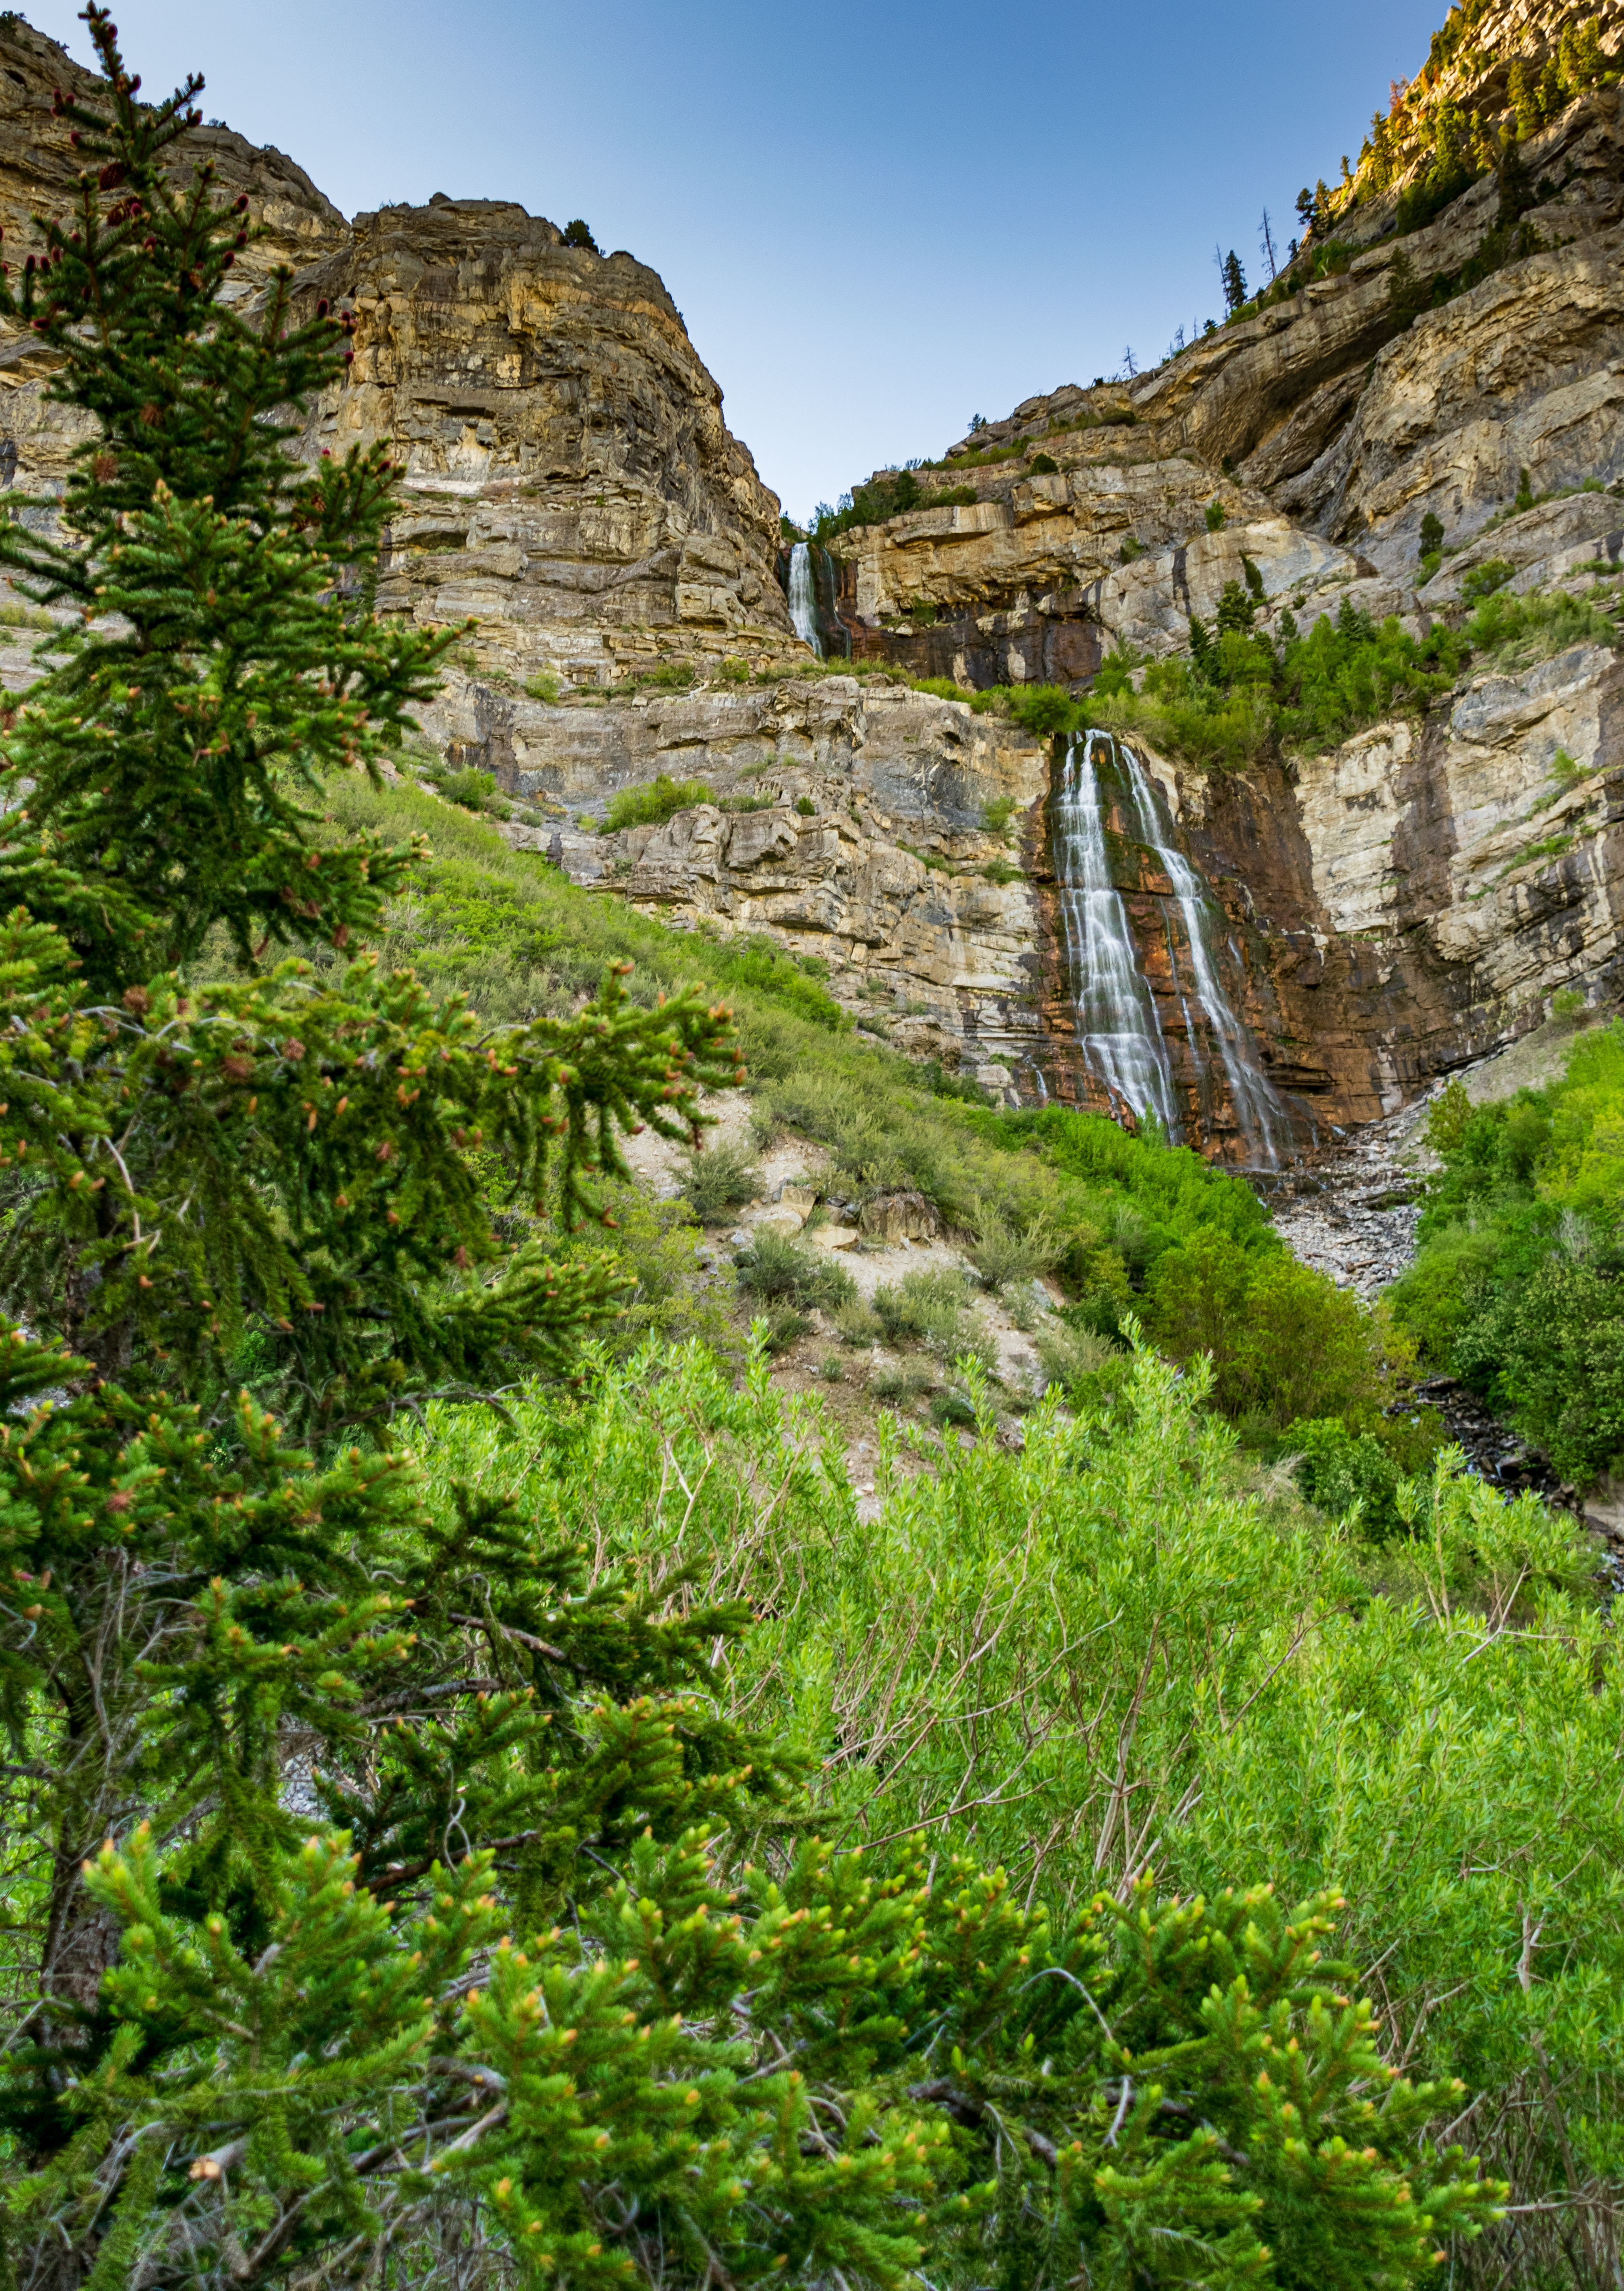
[1054,729,1290,1167]
[787,541,822,657]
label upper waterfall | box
[786,541,823,657]
[1052,730,1291,1168]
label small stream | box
[1259,1108,1590,1523]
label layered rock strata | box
[0,10,1620,1150]
[479,677,1051,1100]
[0,19,799,695]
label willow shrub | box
[1388,1023,1624,1483]
[416,1337,1619,2277]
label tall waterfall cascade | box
[787,541,823,658]
[1053,730,1291,1168]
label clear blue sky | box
[26,0,1444,522]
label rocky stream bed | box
[1260,1102,1624,1583]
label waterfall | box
[1055,730,1290,1166]
[1054,733,1180,1136]
[787,541,822,658]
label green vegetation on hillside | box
[1388,1022,1624,1484]
[977,579,1620,771]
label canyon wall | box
[0,7,1619,1149]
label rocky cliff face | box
[0,5,1618,1152]
[290,199,797,696]
[0,19,797,693]
[502,678,1051,1097]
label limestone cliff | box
[0,5,1619,1152]
[0,19,796,692]
[289,199,797,694]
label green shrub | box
[1032,1316,1131,1409]
[872,1264,979,1354]
[1029,451,1058,473]
[833,1296,884,1346]
[734,1227,855,1310]
[1455,1255,1624,1484]
[602,773,715,833]
[869,1358,935,1401]
[642,659,695,689]
[524,668,560,702]
[1419,511,1445,558]
[1118,535,1144,563]
[1461,584,1618,669]
[1385,1224,1503,1363]
[967,1205,1064,1292]
[913,675,975,704]
[1204,498,1227,531]
[981,794,1017,836]
[794,794,816,816]
[1461,557,1515,600]
[439,766,503,814]
[759,1302,809,1351]
[1144,1229,1391,1429]
[1288,1417,1411,1540]
[716,654,750,683]
[675,1138,762,1222]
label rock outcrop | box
[488,676,1051,1099]
[0,18,798,693]
[290,199,797,691]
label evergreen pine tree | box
[1221,249,1248,312]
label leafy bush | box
[967,1205,1064,1291]
[794,793,816,816]
[869,1358,935,1400]
[833,1296,884,1346]
[1143,1229,1392,1429]
[760,1301,810,1351]
[1205,498,1227,531]
[873,1263,974,1344]
[439,765,504,813]
[603,772,715,832]
[1461,557,1514,599]
[675,1138,762,1222]
[524,668,560,701]
[1460,584,1618,670]
[1288,1417,1415,1540]
[981,794,1017,836]
[1274,597,1468,750]
[1029,450,1058,473]
[1032,1315,1130,1409]
[1454,1254,1624,1483]
[734,1227,855,1310]
[1388,1025,1624,1484]
[913,674,975,703]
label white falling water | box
[1054,729,1290,1166]
[1053,732,1179,1135]
[1114,749,1290,1168]
[787,541,823,658]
